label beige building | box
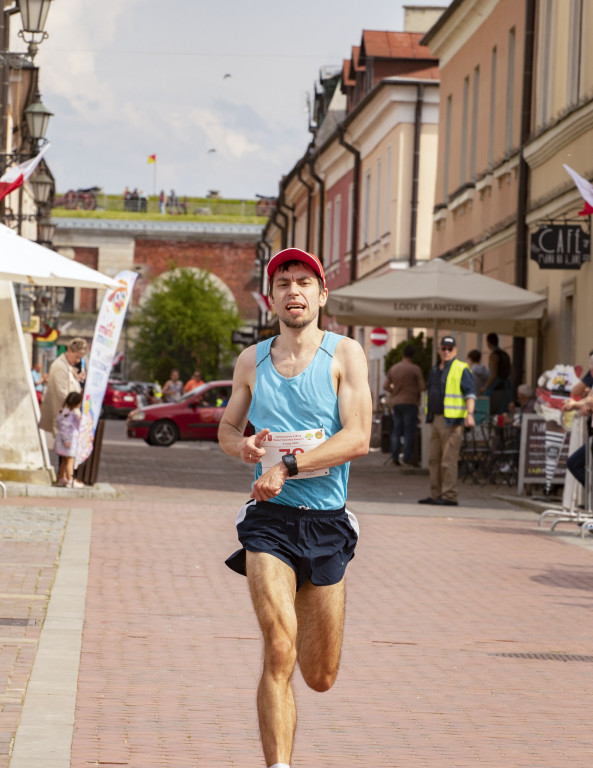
[260,10,442,402]
[423,0,593,382]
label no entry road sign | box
[370,327,389,346]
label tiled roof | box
[350,46,365,72]
[342,58,355,86]
[360,30,437,62]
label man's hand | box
[240,428,270,464]
[464,413,475,427]
[250,462,289,501]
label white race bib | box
[260,428,330,479]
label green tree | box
[384,332,433,381]
[131,267,241,383]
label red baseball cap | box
[267,247,326,290]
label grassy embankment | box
[51,194,268,225]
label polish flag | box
[0,143,51,203]
[563,164,593,216]
[251,291,270,314]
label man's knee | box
[301,664,338,693]
[265,633,297,676]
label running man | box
[218,247,372,768]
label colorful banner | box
[75,270,137,468]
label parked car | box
[128,380,163,407]
[102,380,139,418]
[126,380,233,446]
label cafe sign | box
[530,223,591,269]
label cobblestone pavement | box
[1,421,592,767]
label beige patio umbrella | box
[326,258,547,337]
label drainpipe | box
[338,127,361,285]
[514,0,536,388]
[274,197,289,250]
[307,149,325,262]
[281,201,296,247]
[297,161,314,252]
[409,84,424,268]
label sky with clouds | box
[15,0,446,200]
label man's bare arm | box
[218,346,271,462]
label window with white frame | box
[346,182,354,254]
[460,76,469,184]
[375,157,381,242]
[332,195,341,264]
[324,202,332,267]
[567,0,584,106]
[489,47,497,167]
[470,66,479,181]
[505,27,516,153]
[362,170,371,247]
[384,146,392,234]
[443,95,452,200]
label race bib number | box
[260,428,330,479]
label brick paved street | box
[1,420,592,767]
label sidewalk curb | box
[9,507,92,768]
[3,482,117,499]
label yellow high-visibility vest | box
[443,359,469,419]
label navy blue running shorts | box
[225,499,359,591]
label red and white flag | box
[563,164,593,216]
[0,143,51,203]
[251,291,270,315]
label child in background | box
[55,391,84,488]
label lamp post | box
[1,1,54,333]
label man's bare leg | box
[246,552,298,766]
[295,578,346,691]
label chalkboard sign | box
[518,415,570,492]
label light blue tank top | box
[248,331,349,510]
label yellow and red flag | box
[148,154,156,164]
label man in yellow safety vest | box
[418,335,476,506]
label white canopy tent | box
[0,223,119,288]
[326,259,547,338]
[0,224,121,486]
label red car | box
[126,380,233,446]
[102,380,139,418]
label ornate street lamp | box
[18,0,54,60]
[36,217,55,245]
[30,166,53,204]
[24,89,53,143]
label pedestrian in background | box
[55,391,84,488]
[39,338,88,437]
[383,344,425,466]
[31,362,48,404]
[483,332,512,414]
[183,370,204,393]
[467,349,489,394]
[162,369,183,402]
[419,335,476,507]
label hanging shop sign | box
[530,223,591,269]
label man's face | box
[440,343,456,363]
[33,363,41,373]
[269,264,328,329]
[171,370,179,381]
[65,349,84,366]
